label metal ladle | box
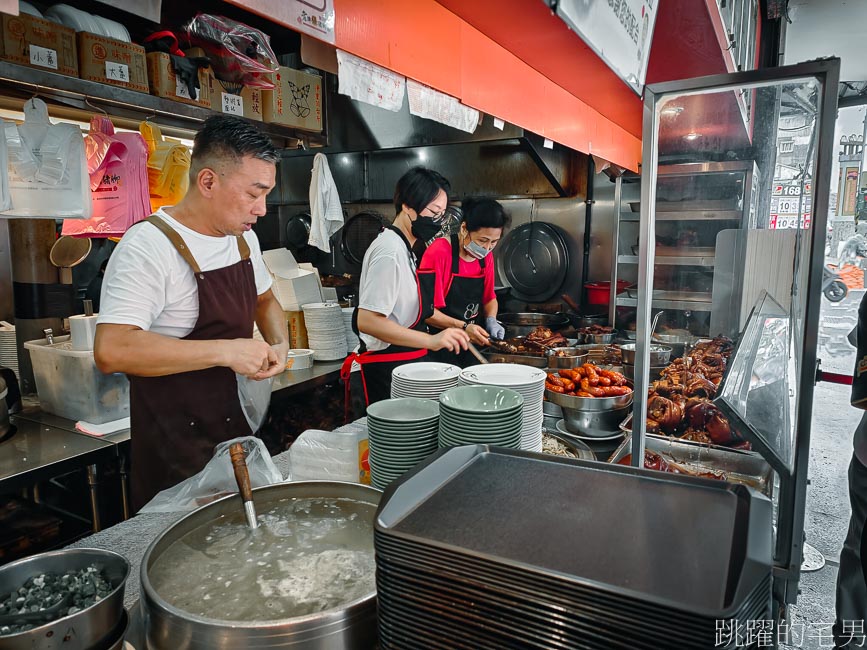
[649,311,664,341]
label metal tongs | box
[230,442,258,530]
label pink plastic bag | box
[62,116,151,238]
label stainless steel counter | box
[271,360,345,396]
[0,417,117,494]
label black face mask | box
[410,216,441,243]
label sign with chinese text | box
[552,0,658,94]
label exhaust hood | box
[275,90,587,204]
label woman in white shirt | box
[342,167,470,415]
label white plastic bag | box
[237,374,272,432]
[3,98,91,219]
[288,419,370,484]
[139,436,283,513]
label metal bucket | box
[140,481,381,650]
[0,548,128,650]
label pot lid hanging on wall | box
[497,221,569,303]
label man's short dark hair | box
[190,115,279,177]
[393,166,451,216]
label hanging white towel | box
[308,152,344,253]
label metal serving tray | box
[608,434,774,498]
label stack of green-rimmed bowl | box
[367,398,440,490]
[438,385,523,450]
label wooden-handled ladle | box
[230,442,258,530]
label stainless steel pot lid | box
[497,222,568,303]
[49,236,91,268]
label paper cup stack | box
[301,303,348,361]
[342,307,359,352]
[0,322,18,379]
[438,385,523,450]
[391,362,460,400]
[367,398,440,490]
[458,364,546,452]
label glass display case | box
[611,161,759,339]
[627,58,840,609]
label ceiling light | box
[683,132,701,141]
[660,106,683,116]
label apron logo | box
[464,303,480,320]
[859,356,867,377]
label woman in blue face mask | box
[420,197,509,367]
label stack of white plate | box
[367,398,440,490]
[459,364,546,453]
[342,307,359,353]
[391,362,460,400]
[301,303,348,361]
[438,385,523,450]
[44,4,131,42]
[0,322,18,380]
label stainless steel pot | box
[498,313,570,339]
[618,344,672,366]
[0,548,129,650]
[559,403,633,438]
[566,313,608,329]
[141,481,381,650]
[546,348,589,369]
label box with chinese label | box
[145,51,211,108]
[261,66,323,132]
[0,12,77,77]
[77,32,147,93]
[209,80,265,122]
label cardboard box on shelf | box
[0,12,77,77]
[262,66,322,132]
[145,52,211,108]
[77,32,148,93]
[212,81,264,122]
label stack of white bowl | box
[391,362,460,400]
[0,322,18,380]
[459,364,546,452]
[301,303,348,361]
[342,307,359,352]
[367,398,440,490]
[44,4,132,41]
[438,385,523,450]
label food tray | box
[480,348,549,368]
[608,434,774,498]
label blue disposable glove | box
[485,316,505,340]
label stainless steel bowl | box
[577,332,617,345]
[498,312,570,339]
[618,343,672,366]
[560,404,633,438]
[546,386,633,412]
[141,481,381,650]
[0,548,129,650]
[546,348,589,369]
[620,362,668,382]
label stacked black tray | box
[375,445,773,649]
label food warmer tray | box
[608,434,774,498]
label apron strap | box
[450,233,461,275]
[237,234,250,260]
[145,215,202,274]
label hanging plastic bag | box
[184,14,279,89]
[140,121,190,211]
[138,436,283,513]
[237,374,273,432]
[62,116,151,237]
[0,119,9,212]
[3,98,91,219]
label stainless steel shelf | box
[0,61,324,146]
[617,254,715,267]
[619,210,742,222]
[615,294,714,312]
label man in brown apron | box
[94,116,289,512]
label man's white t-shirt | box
[357,228,419,352]
[97,208,272,338]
